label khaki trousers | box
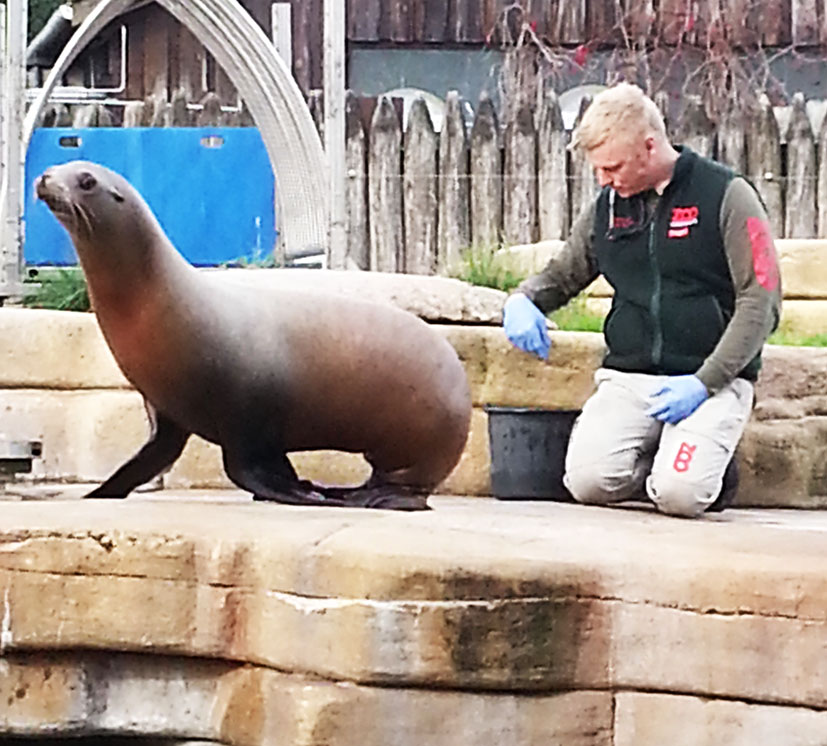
[563,368,754,518]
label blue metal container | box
[24,127,277,267]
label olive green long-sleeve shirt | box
[517,177,782,393]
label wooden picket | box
[785,93,817,239]
[403,98,439,274]
[469,93,503,249]
[344,90,369,269]
[747,94,785,238]
[537,89,569,241]
[503,103,537,246]
[437,92,470,272]
[368,96,403,272]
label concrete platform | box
[0,490,823,744]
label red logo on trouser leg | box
[673,442,697,473]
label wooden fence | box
[337,87,827,273]
[35,87,827,273]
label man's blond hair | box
[570,83,666,152]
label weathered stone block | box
[614,692,827,746]
[776,239,827,299]
[775,299,827,337]
[738,419,827,508]
[0,652,613,746]
[443,326,603,409]
[441,407,490,495]
[0,389,147,482]
[0,309,127,389]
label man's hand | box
[503,293,551,359]
[646,375,709,424]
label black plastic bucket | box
[484,406,580,501]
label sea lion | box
[36,160,472,510]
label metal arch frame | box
[24,0,329,258]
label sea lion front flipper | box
[221,445,340,507]
[84,407,190,499]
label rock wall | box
[1,285,826,507]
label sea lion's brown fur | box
[36,161,471,509]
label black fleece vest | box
[593,147,761,381]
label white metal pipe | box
[1,0,28,297]
[0,11,6,205]
[324,0,347,269]
[271,3,292,70]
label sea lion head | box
[36,161,155,250]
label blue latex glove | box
[646,375,709,425]
[503,293,551,359]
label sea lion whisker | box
[72,201,95,236]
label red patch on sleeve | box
[746,217,779,291]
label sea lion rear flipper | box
[223,444,430,510]
[320,482,431,511]
[222,445,340,507]
[85,408,190,499]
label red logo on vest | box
[612,216,635,229]
[668,206,699,239]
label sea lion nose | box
[35,172,50,198]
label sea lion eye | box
[78,172,97,191]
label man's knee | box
[646,472,712,518]
[564,464,640,506]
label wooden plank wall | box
[342,0,818,46]
[82,0,827,104]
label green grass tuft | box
[23,267,90,312]
[453,244,525,293]
[767,329,827,347]
[220,248,282,269]
[549,294,606,332]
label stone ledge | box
[506,238,827,337]
[214,267,507,324]
[0,497,823,708]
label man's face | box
[587,135,655,198]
